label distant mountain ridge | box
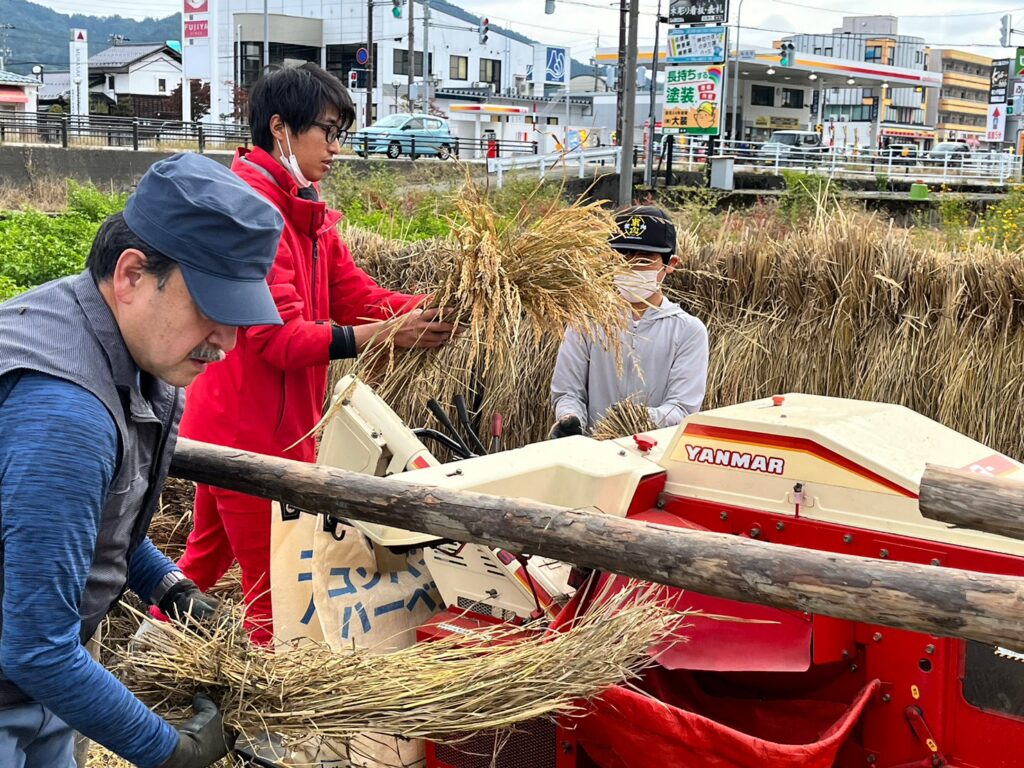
[0,0,179,75]
[0,0,592,80]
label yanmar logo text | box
[685,444,785,475]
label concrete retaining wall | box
[0,146,234,191]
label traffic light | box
[479,17,489,45]
[779,42,795,66]
[545,0,555,13]
[392,0,402,18]
[1001,14,1012,47]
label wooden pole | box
[171,439,1024,647]
[920,463,1024,542]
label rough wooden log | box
[171,438,1024,647]
[920,463,1024,542]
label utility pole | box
[615,0,626,144]
[617,0,640,206]
[729,0,744,140]
[263,0,269,70]
[421,0,431,111]
[407,0,415,109]
[366,0,375,126]
[643,0,663,188]
[0,24,15,71]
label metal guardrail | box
[351,132,538,161]
[648,136,1022,185]
[486,146,622,188]
[0,112,250,152]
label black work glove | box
[158,578,219,624]
[159,693,236,768]
[548,414,583,440]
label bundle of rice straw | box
[330,179,631,451]
[591,398,658,441]
[115,582,677,752]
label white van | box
[758,130,825,164]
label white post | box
[208,0,221,122]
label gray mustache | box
[190,346,226,363]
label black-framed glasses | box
[311,121,348,145]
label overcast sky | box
[27,0,1019,62]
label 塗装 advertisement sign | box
[666,26,726,65]
[663,64,725,136]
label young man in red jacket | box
[174,64,455,643]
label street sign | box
[662,63,724,136]
[356,47,369,65]
[986,103,1006,142]
[1015,82,1024,98]
[666,26,726,64]
[69,28,88,117]
[668,0,728,25]
[990,59,1010,104]
[1016,47,1024,77]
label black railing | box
[0,112,544,161]
[0,113,250,152]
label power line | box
[736,21,1016,49]
[766,0,1024,19]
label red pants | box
[177,483,274,644]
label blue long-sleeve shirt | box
[0,371,179,767]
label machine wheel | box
[386,141,402,159]
[437,143,452,160]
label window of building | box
[865,45,882,62]
[325,44,378,90]
[823,47,833,56]
[751,84,774,106]
[158,78,166,93]
[394,49,428,77]
[106,75,115,90]
[546,116,558,125]
[450,55,468,80]
[781,88,804,109]
[480,58,501,89]
[813,47,821,55]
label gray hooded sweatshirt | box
[550,299,709,431]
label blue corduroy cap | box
[123,153,284,326]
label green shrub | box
[779,170,837,220]
[979,187,1024,251]
[66,181,127,222]
[0,276,26,302]
[0,183,126,296]
[0,210,98,288]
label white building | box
[0,70,39,115]
[38,43,183,118]
[207,0,577,146]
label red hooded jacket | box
[178,146,420,463]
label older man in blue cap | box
[0,153,284,768]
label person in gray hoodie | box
[549,205,709,438]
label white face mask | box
[277,127,312,189]
[615,268,663,303]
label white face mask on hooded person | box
[615,265,664,303]
[277,126,313,189]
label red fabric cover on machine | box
[567,674,879,768]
